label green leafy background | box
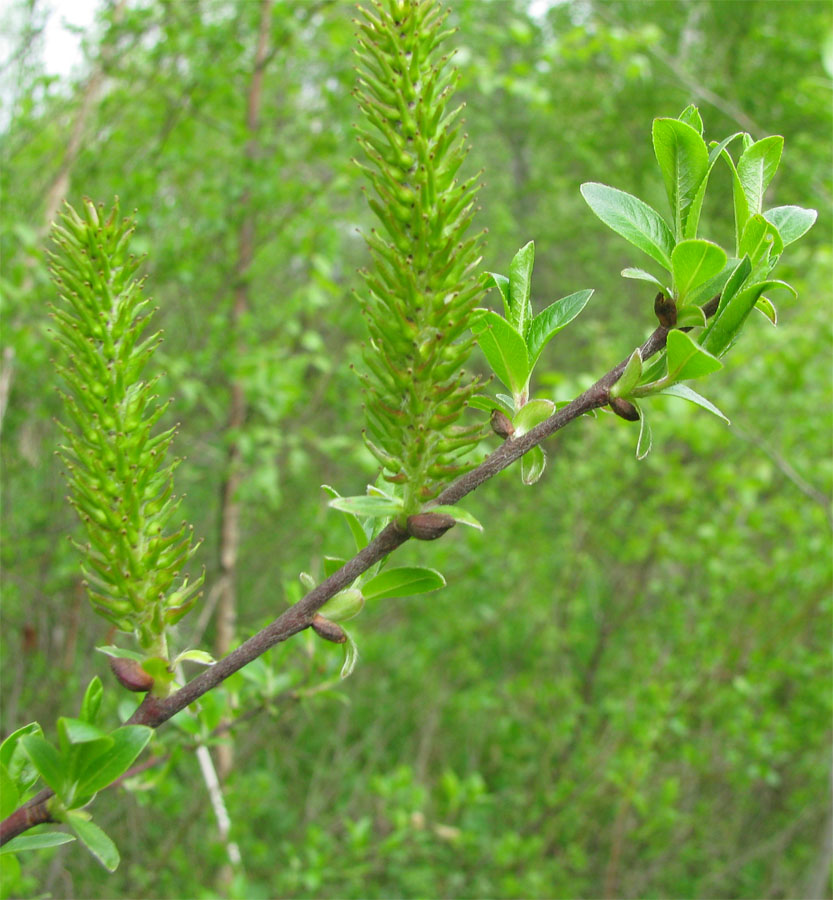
[1,1,830,898]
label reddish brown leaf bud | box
[406,512,456,540]
[311,614,347,644]
[109,656,154,692]
[654,292,677,329]
[609,397,640,422]
[490,408,515,439]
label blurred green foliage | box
[1,0,830,898]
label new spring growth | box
[354,0,485,514]
[48,199,203,657]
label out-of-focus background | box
[1,1,831,898]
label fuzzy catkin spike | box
[49,199,203,656]
[354,0,485,514]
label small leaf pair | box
[471,241,592,484]
[2,678,152,871]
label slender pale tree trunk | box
[213,0,275,782]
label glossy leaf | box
[513,399,555,435]
[0,763,18,818]
[328,495,403,518]
[657,384,730,423]
[80,678,103,727]
[652,117,709,238]
[471,311,530,398]
[763,205,817,246]
[611,349,643,399]
[715,256,753,317]
[685,131,742,239]
[58,718,111,747]
[739,214,784,266]
[521,445,546,485]
[362,567,446,601]
[20,735,64,797]
[429,505,484,531]
[580,182,674,270]
[173,650,215,667]
[755,296,778,325]
[0,832,75,855]
[526,290,594,368]
[737,135,783,216]
[665,329,722,382]
[67,812,120,872]
[702,280,795,357]
[508,241,535,336]
[636,404,653,460]
[76,726,152,797]
[621,267,667,290]
[484,272,511,320]
[671,240,727,305]
[722,147,749,255]
[322,485,368,551]
[677,104,703,134]
[0,723,43,795]
[340,631,359,680]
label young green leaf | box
[362,567,446,602]
[610,349,643,399]
[721,147,749,255]
[685,131,742,239]
[1,724,44,795]
[671,240,727,306]
[57,718,111,748]
[508,241,535,336]
[0,833,76,855]
[471,311,530,400]
[580,182,674,270]
[739,214,784,266]
[428,505,484,531]
[76,726,153,797]
[526,289,594,369]
[715,256,753,317]
[737,135,783,216]
[66,812,120,872]
[652,117,709,239]
[665,329,723,382]
[19,735,65,797]
[702,280,795,357]
[512,399,555,435]
[79,678,103,727]
[636,404,653,461]
[172,650,215,667]
[340,631,359,680]
[755,296,778,325]
[484,272,511,319]
[328,495,403,518]
[621,267,667,291]
[322,485,368,552]
[677,104,703,134]
[656,384,730,424]
[763,205,817,246]
[521,445,547,485]
[1,764,19,818]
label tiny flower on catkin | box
[48,199,203,660]
[354,0,486,515]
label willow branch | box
[1,297,718,845]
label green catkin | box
[354,0,485,514]
[49,199,203,656]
